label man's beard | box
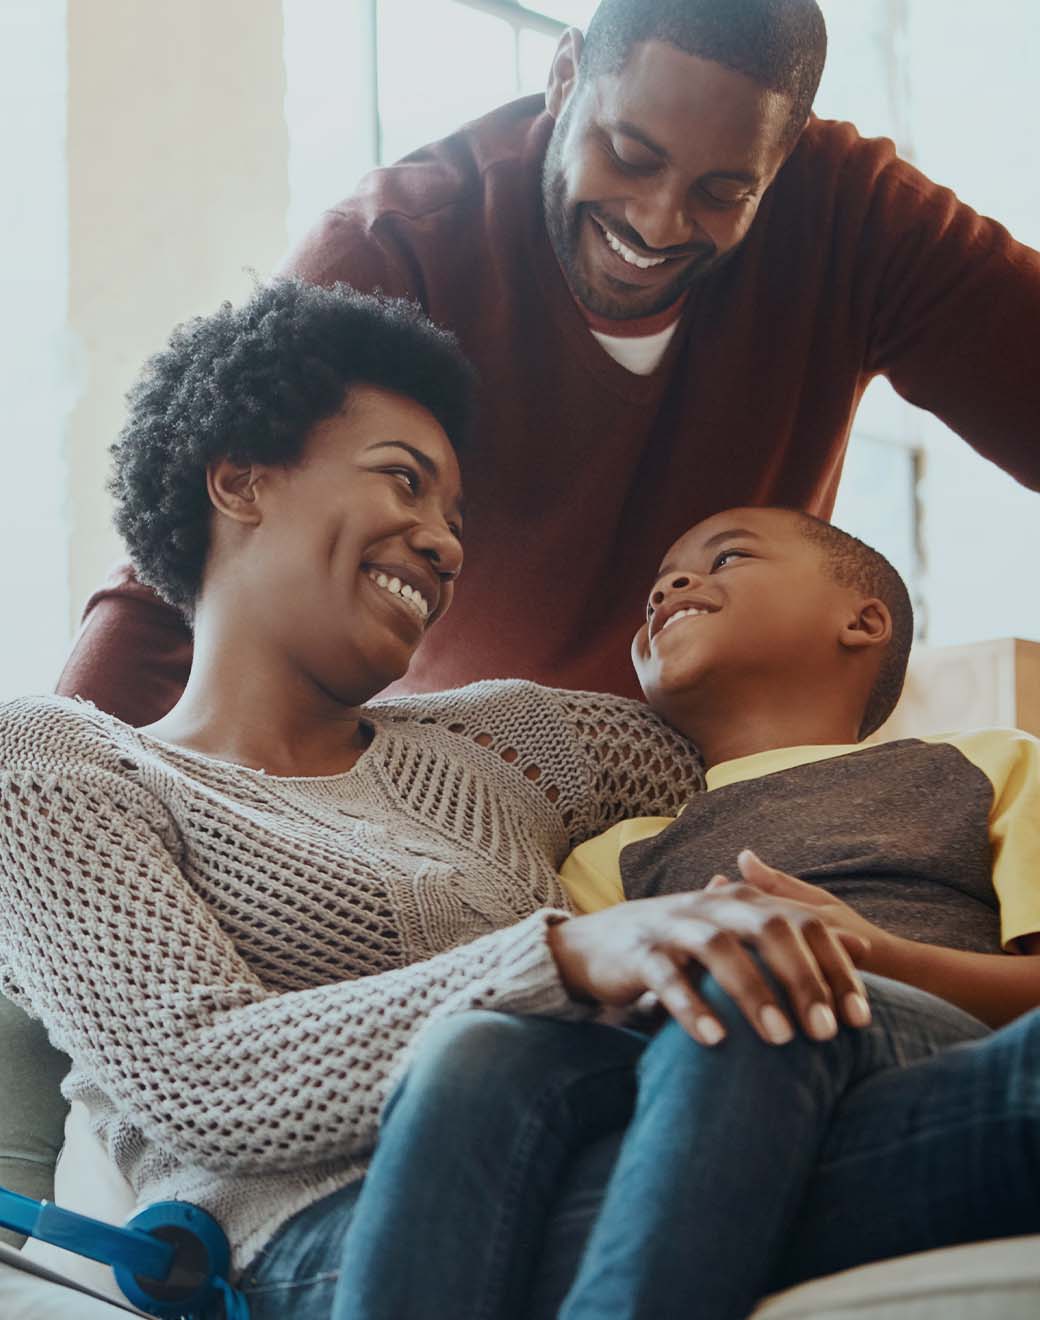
[541,116,732,321]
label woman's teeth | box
[369,571,429,620]
[601,225,667,270]
[661,607,708,633]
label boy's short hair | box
[109,278,477,619]
[794,512,914,739]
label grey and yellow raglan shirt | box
[560,730,1040,954]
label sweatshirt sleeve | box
[951,729,1040,949]
[55,561,192,727]
[861,150,1040,488]
[0,766,584,1175]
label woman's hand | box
[548,866,873,1049]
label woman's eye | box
[389,467,421,495]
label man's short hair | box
[109,278,476,619]
[794,512,915,739]
[581,0,827,145]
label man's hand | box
[548,872,872,1049]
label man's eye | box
[711,549,749,571]
[701,182,752,207]
[605,140,657,174]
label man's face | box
[632,508,861,723]
[543,40,796,319]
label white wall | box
[64,0,291,641]
[0,1,71,697]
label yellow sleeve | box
[559,817,675,914]
[944,729,1040,950]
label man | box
[59,0,1040,722]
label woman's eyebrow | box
[366,440,439,478]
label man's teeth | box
[602,226,667,270]
[370,571,429,620]
[661,607,708,633]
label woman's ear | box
[840,598,892,652]
[206,459,264,527]
[546,27,584,120]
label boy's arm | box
[735,852,1040,1029]
[862,933,1040,1028]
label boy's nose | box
[650,573,697,608]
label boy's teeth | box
[603,226,667,269]
[661,607,707,633]
[369,571,429,619]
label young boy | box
[337,508,1040,1320]
[561,504,1040,1036]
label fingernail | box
[738,848,756,865]
[809,1003,839,1040]
[843,992,872,1028]
[696,1016,726,1046]
[759,1005,794,1045]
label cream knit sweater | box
[0,680,700,1272]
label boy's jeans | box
[240,975,1040,1320]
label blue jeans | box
[240,975,1038,1320]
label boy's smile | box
[631,507,893,763]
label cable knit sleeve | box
[0,762,583,1175]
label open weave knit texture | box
[0,680,700,1272]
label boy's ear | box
[839,598,892,652]
[207,458,264,528]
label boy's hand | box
[732,849,893,961]
[548,877,872,1049]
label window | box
[377,1,597,164]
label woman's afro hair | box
[109,278,477,617]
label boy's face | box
[632,508,864,721]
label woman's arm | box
[0,767,585,1177]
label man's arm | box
[863,149,1040,487]
[55,563,191,726]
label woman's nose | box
[414,519,464,579]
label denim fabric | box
[238,973,1022,1320]
[239,1182,364,1320]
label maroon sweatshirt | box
[58,97,1040,723]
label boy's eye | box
[711,549,749,571]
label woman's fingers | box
[651,921,801,1047]
[637,946,728,1046]
[801,920,872,1028]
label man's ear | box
[546,27,584,120]
[206,458,264,528]
[839,598,892,652]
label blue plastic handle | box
[0,1187,250,1319]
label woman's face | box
[223,384,464,704]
